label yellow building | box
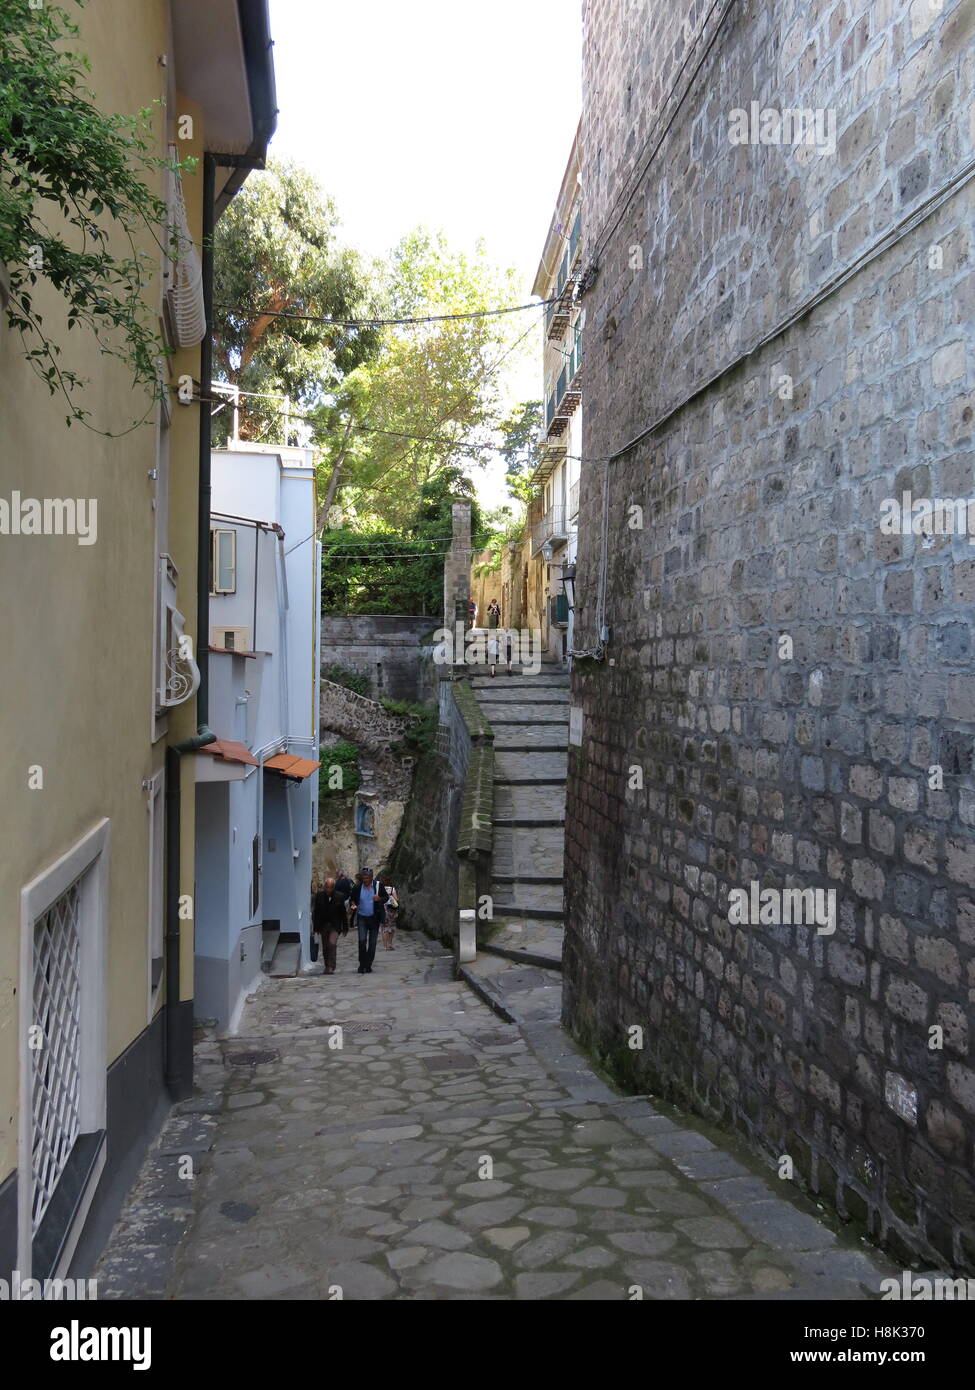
[0,0,275,1282]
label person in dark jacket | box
[313,877,349,975]
[348,867,388,974]
[334,871,354,900]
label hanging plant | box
[0,0,195,431]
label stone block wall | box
[320,614,438,702]
[388,676,491,946]
[565,0,975,1270]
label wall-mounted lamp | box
[561,561,576,611]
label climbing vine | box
[0,0,192,429]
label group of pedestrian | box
[486,597,511,677]
[468,597,513,676]
[311,867,400,977]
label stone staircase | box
[468,657,569,971]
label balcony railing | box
[569,207,582,268]
[531,504,574,557]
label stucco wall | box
[0,0,203,1193]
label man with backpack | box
[348,867,389,975]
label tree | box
[498,399,543,503]
[0,0,185,429]
[320,466,483,616]
[211,159,379,444]
[326,229,532,530]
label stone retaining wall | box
[565,0,975,1272]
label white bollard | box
[457,908,477,964]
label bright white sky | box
[267,0,582,510]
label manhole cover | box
[423,1052,479,1072]
[225,1049,280,1066]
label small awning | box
[199,738,259,767]
[264,753,321,780]
[209,645,257,659]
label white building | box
[530,122,583,663]
[194,438,321,1032]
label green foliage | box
[0,0,188,428]
[212,159,379,445]
[322,229,532,530]
[318,741,360,800]
[382,699,437,758]
[322,663,370,696]
[498,399,543,503]
[475,502,525,576]
[321,466,484,615]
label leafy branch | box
[0,0,194,430]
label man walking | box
[312,877,349,975]
[349,867,388,974]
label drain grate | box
[225,1049,280,1066]
[310,1023,389,1034]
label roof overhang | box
[264,753,321,781]
[196,736,260,782]
[532,120,583,298]
[171,0,278,214]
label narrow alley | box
[95,929,894,1301]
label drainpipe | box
[196,152,216,729]
[165,151,219,1099]
[165,730,215,1098]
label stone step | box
[492,725,570,750]
[494,750,568,782]
[494,785,566,820]
[494,818,565,830]
[479,711,570,725]
[268,941,300,977]
[260,927,280,973]
[488,904,565,921]
[494,777,566,787]
[491,874,564,886]
[492,825,565,878]
[480,942,563,971]
[490,880,564,913]
[469,688,570,701]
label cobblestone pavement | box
[96,930,896,1300]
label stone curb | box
[456,963,522,1026]
[480,943,563,971]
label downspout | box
[167,0,276,1096]
[165,152,218,1099]
[165,730,214,1097]
[196,151,216,731]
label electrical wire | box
[581,0,739,283]
[215,296,556,330]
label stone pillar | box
[443,500,472,664]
